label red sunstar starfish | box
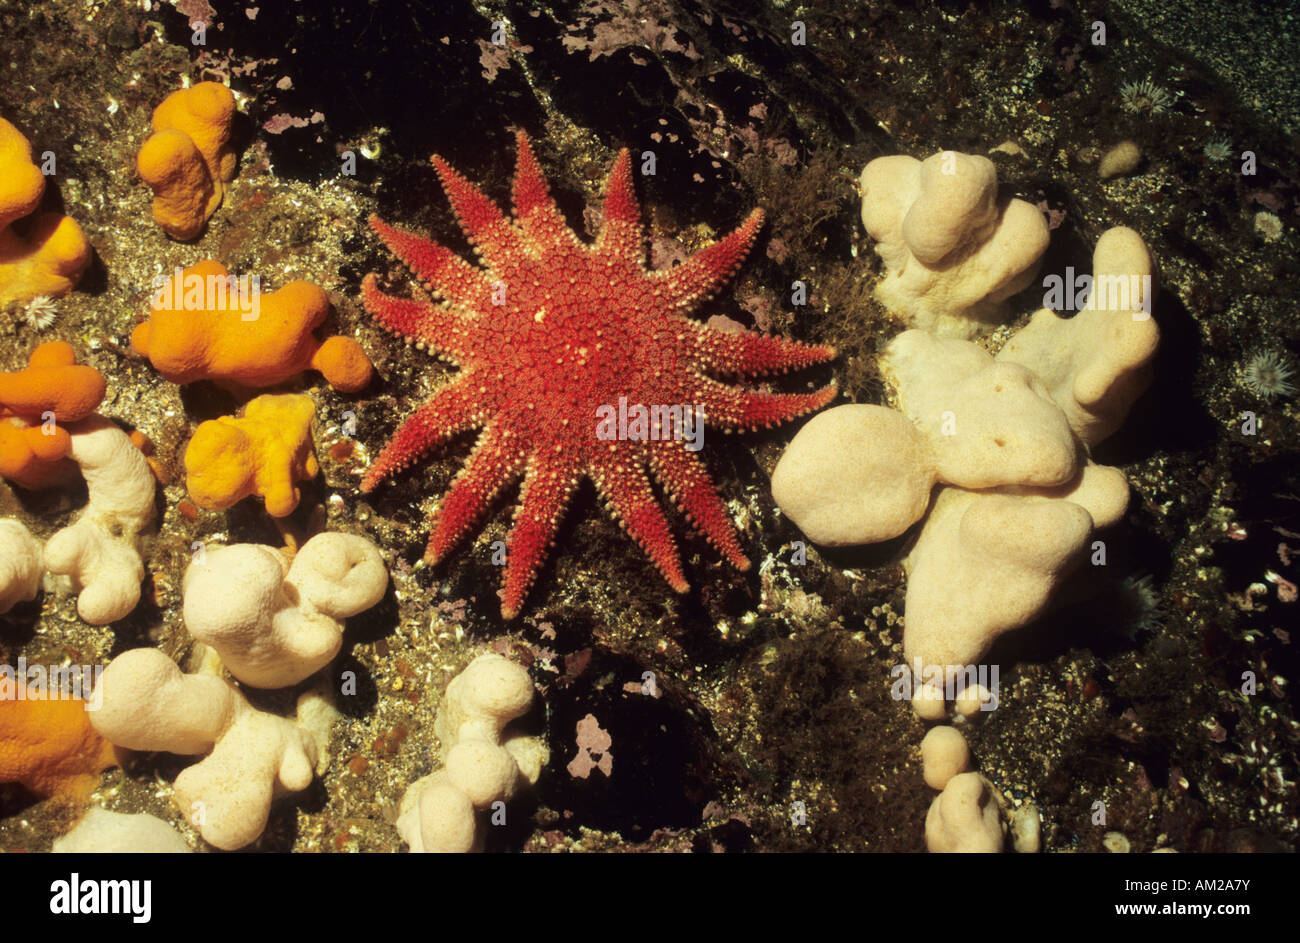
[361,130,836,618]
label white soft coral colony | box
[776,149,1161,854]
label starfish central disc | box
[361,130,836,618]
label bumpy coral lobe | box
[362,131,836,618]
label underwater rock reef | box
[0,0,1296,855]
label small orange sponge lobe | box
[0,341,104,489]
[0,340,106,422]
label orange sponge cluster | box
[0,117,92,308]
[0,683,118,800]
[136,82,238,240]
[132,259,374,393]
[0,341,106,489]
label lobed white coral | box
[52,807,191,853]
[775,227,1158,692]
[859,150,1049,337]
[43,416,156,625]
[397,654,548,853]
[88,647,336,851]
[925,772,1004,853]
[997,226,1159,446]
[0,518,42,613]
[183,532,388,688]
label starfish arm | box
[361,274,475,362]
[500,454,583,619]
[511,130,577,251]
[425,423,528,564]
[691,375,838,430]
[649,439,750,571]
[592,447,688,593]
[651,208,765,312]
[430,153,520,268]
[368,215,496,312]
[360,375,488,492]
[683,319,838,376]
[595,147,644,266]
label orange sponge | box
[0,419,74,489]
[0,683,118,800]
[0,117,92,307]
[137,82,237,240]
[133,260,373,392]
[0,340,106,422]
[184,392,319,518]
[0,342,103,489]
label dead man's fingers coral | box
[925,772,1004,853]
[398,654,548,853]
[182,544,300,686]
[434,652,538,746]
[89,648,236,755]
[184,392,319,518]
[52,807,191,854]
[772,329,1088,547]
[173,686,332,850]
[90,648,334,850]
[136,82,237,240]
[996,226,1159,446]
[920,725,971,791]
[860,150,1048,338]
[881,330,1079,489]
[0,118,92,307]
[171,707,318,851]
[182,532,387,688]
[1004,459,1131,530]
[902,488,1093,678]
[0,117,44,231]
[133,259,373,392]
[43,416,156,625]
[771,404,936,546]
[287,531,389,620]
[0,518,43,613]
[398,773,480,853]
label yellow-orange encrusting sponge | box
[0,117,92,308]
[132,259,374,392]
[0,341,105,489]
[184,392,319,517]
[136,82,237,240]
[0,684,118,800]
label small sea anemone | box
[1254,210,1283,242]
[1242,349,1297,402]
[23,295,58,331]
[1115,574,1165,639]
[1119,78,1174,115]
[1203,137,1232,161]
